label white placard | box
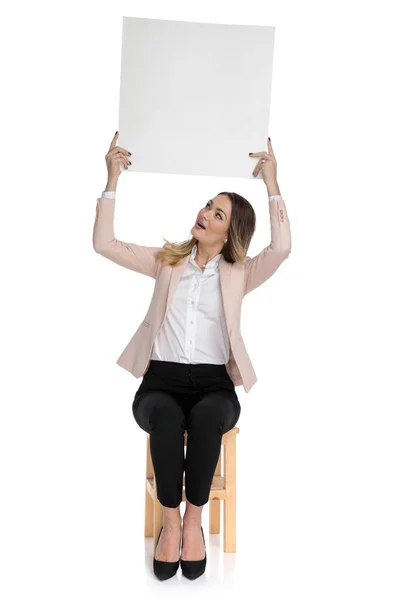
[118,16,275,179]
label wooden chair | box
[144,427,239,553]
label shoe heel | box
[153,526,180,581]
[180,525,207,580]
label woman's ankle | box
[161,505,182,528]
[183,500,204,526]
[182,515,202,527]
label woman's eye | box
[205,201,222,219]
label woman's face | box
[191,194,232,244]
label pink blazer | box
[93,196,291,393]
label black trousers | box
[132,360,241,508]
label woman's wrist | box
[267,182,281,196]
[105,178,118,192]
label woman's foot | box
[181,521,206,561]
[154,522,182,562]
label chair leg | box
[223,435,236,552]
[210,448,221,534]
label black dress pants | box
[132,360,241,508]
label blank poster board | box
[118,16,275,179]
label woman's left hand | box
[249,138,277,187]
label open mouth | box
[196,221,206,229]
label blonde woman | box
[93,132,291,581]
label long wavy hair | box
[155,192,256,267]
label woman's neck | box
[195,242,223,266]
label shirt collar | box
[190,243,222,271]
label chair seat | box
[144,427,239,553]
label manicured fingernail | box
[268,137,271,141]
[249,152,253,155]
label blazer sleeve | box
[92,197,162,279]
[243,197,292,296]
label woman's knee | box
[133,390,186,432]
[187,391,240,432]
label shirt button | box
[191,300,194,304]
[190,320,194,324]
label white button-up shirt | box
[150,243,230,365]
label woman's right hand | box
[105,131,131,180]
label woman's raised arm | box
[92,132,162,279]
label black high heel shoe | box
[153,526,181,581]
[180,525,207,580]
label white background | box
[1,1,399,599]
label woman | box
[93,131,291,581]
